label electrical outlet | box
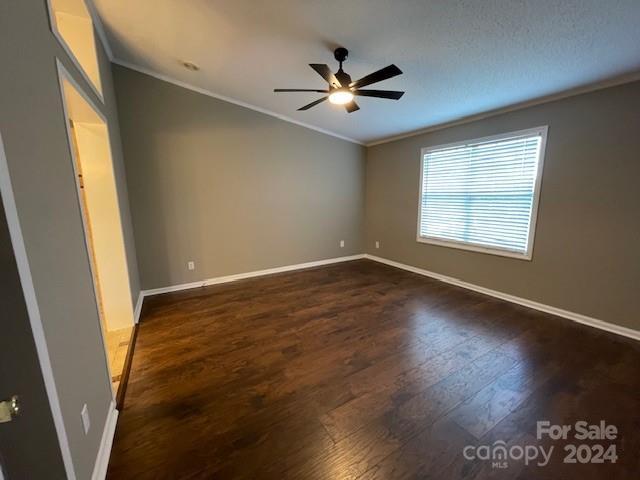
[375,241,380,249]
[340,240,345,248]
[81,404,90,435]
[187,261,195,271]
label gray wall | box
[366,80,640,331]
[113,65,365,291]
[0,192,66,478]
[0,1,139,478]
[99,44,141,310]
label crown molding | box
[97,23,639,150]
[111,60,364,145]
[109,57,640,148]
[366,70,640,147]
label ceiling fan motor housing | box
[334,47,349,63]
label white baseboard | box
[141,254,366,297]
[137,252,638,341]
[133,292,144,324]
[91,401,119,480]
[364,254,640,342]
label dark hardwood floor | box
[107,260,640,479]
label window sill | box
[416,235,532,261]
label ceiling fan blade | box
[345,100,360,113]
[309,64,341,88]
[349,64,402,89]
[274,89,329,93]
[354,89,405,100]
[298,96,328,111]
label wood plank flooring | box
[107,260,640,479]
[105,326,134,392]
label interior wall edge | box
[83,0,114,61]
[0,134,77,479]
[1,1,139,476]
[46,4,141,309]
[101,64,141,310]
[133,292,144,325]
[90,400,118,480]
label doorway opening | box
[56,62,134,396]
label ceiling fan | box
[274,48,404,113]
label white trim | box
[56,59,138,329]
[415,236,534,260]
[142,254,366,297]
[525,127,547,259]
[45,0,105,103]
[111,59,364,146]
[91,401,119,480]
[133,291,144,324]
[56,59,138,397]
[416,126,548,261]
[108,59,640,149]
[56,59,109,123]
[107,62,640,149]
[366,71,640,147]
[0,135,77,477]
[364,254,640,342]
[83,0,114,61]
[419,126,548,158]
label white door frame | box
[55,59,137,400]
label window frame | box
[416,126,548,261]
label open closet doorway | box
[56,61,135,397]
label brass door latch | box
[0,395,20,423]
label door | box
[0,154,67,475]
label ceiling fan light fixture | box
[274,48,403,113]
[328,89,354,105]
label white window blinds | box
[418,127,547,258]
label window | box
[47,0,103,101]
[417,126,547,259]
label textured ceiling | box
[93,0,640,144]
